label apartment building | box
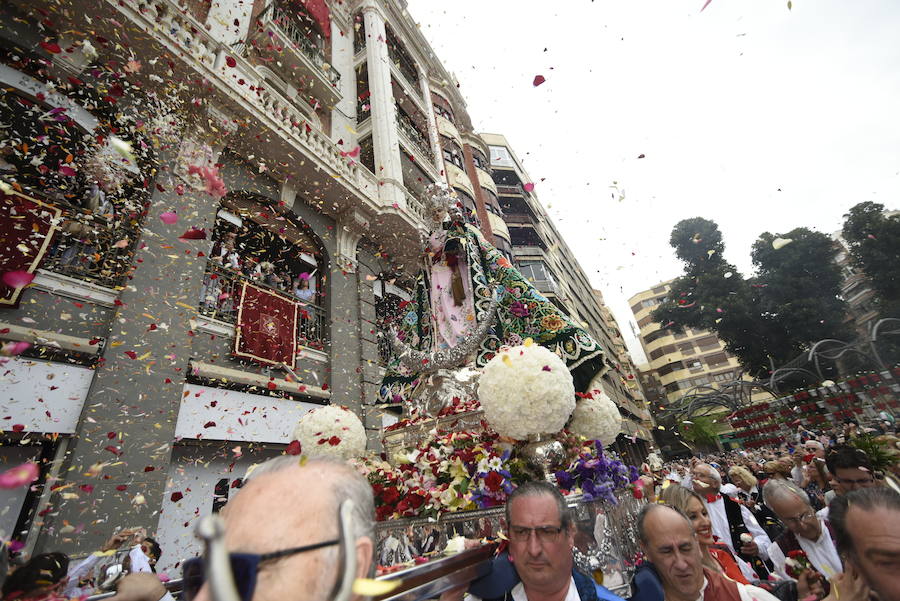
[629,280,745,405]
[0,0,531,564]
[481,134,653,461]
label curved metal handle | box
[330,500,358,601]
[196,514,241,601]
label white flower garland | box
[477,343,575,440]
[292,405,367,460]
[569,390,623,446]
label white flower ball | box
[569,390,623,446]
[292,405,367,460]
[477,343,576,440]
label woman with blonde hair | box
[729,465,784,540]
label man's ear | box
[356,536,374,580]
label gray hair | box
[637,503,693,545]
[244,455,375,542]
[695,463,722,484]
[505,481,572,530]
[830,486,900,558]
[762,477,811,508]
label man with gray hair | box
[830,487,900,601]
[762,478,842,584]
[111,456,375,601]
[690,462,772,581]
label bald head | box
[638,505,704,600]
[193,457,375,601]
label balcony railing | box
[42,204,143,289]
[387,44,420,89]
[198,262,327,350]
[395,105,435,164]
[496,184,527,196]
[270,3,340,85]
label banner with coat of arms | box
[233,282,298,369]
[0,191,61,307]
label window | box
[644,329,669,344]
[657,361,684,376]
[677,342,695,355]
[652,285,667,294]
[638,315,654,328]
[711,371,732,383]
[695,335,720,352]
[433,103,454,122]
[489,145,515,168]
[705,352,729,367]
[442,144,464,169]
[472,150,488,171]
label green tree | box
[679,416,720,448]
[842,202,900,317]
[652,219,850,379]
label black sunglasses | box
[181,538,339,601]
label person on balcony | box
[293,277,315,303]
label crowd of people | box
[0,431,897,601]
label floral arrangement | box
[477,340,575,440]
[292,405,367,461]
[356,429,521,520]
[555,440,639,504]
[568,390,623,446]
[783,549,815,579]
[383,396,482,433]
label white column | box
[205,0,254,48]
[361,3,405,207]
[418,72,443,177]
[330,13,357,146]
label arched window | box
[199,194,328,350]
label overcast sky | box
[406,0,900,364]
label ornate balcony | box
[395,105,435,164]
[251,2,341,105]
[198,262,327,351]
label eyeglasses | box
[781,510,815,525]
[181,538,339,601]
[508,525,565,543]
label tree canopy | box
[842,202,900,318]
[651,219,849,379]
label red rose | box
[381,487,401,505]
[484,471,503,493]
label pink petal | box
[523,183,535,192]
[533,75,546,87]
[700,0,713,11]
[58,165,77,177]
[0,462,39,489]
[2,341,31,356]
[2,270,35,289]
[298,272,311,281]
[159,211,178,225]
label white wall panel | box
[0,359,94,434]
[175,384,320,443]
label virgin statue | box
[378,187,607,406]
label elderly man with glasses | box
[762,479,842,585]
[111,456,375,601]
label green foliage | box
[849,434,895,473]
[842,202,900,317]
[652,220,850,379]
[679,416,720,447]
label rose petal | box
[0,462,39,489]
[178,228,207,241]
[523,182,535,192]
[3,270,35,289]
[159,211,178,225]
[532,75,546,87]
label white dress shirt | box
[703,493,772,580]
[511,577,580,601]
[766,519,843,581]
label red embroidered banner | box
[0,191,61,307]
[233,282,298,368]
